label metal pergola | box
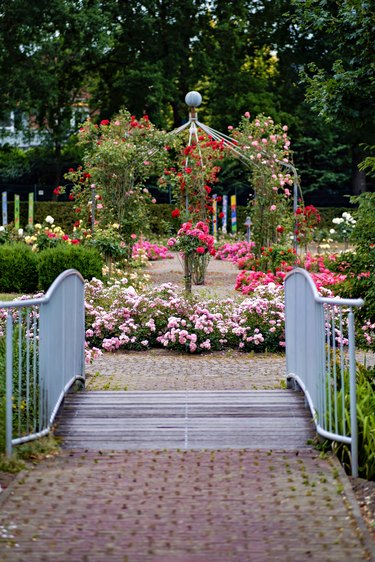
[171,91,301,250]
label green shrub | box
[0,243,39,293]
[38,245,103,291]
[6,202,76,233]
[316,207,357,229]
[331,365,375,480]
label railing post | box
[6,312,13,457]
[348,308,358,478]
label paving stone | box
[0,450,373,561]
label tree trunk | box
[352,146,367,195]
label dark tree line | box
[0,0,374,200]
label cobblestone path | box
[0,450,373,561]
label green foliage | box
[38,245,103,291]
[0,243,39,293]
[239,245,297,274]
[0,326,39,454]
[290,0,375,134]
[64,111,174,243]
[350,193,375,247]
[5,202,75,233]
[0,146,29,180]
[0,0,111,153]
[331,365,375,480]
[328,194,375,349]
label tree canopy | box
[0,0,373,199]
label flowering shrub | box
[330,211,356,243]
[295,204,321,246]
[23,216,81,251]
[159,133,227,222]
[168,221,215,257]
[236,245,297,273]
[63,110,173,248]
[132,240,173,261]
[215,240,255,263]
[230,113,295,252]
[235,252,347,295]
[84,280,286,354]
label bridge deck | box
[56,390,315,450]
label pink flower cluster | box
[84,279,285,355]
[215,240,256,263]
[235,252,347,295]
[132,241,173,261]
[168,221,216,256]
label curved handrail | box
[285,267,363,477]
[0,269,84,309]
[1,269,85,455]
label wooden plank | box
[56,390,315,450]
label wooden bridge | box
[56,390,315,450]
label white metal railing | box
[0,269,85,456]
[284,267,364,477]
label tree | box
[91,0,211,129]
[0,0,111,185]
[290,0,375,194]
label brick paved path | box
[0,449,373,562]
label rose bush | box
[84,280,286,355]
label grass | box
[0,292,21,302]
[0,435,61,474]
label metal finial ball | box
[185,91,202,108]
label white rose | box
[45,215,54,224]
[329,228,336,234]
[18,228,23,236]
[0,226,5,232]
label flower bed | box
[132,241,173,261]
[84,280,285,356]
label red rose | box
[171,209,181,218]
[53,186,61,195]
[219,212,224,219]
[100,119,110,126]
[276,225,284,233]
[184,167,192,174]
[68,194,75,201]
[196,246,205,254]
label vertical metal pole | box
[6,313,13,457]
[348,308,358,477]
[91,187,96,234]
[293,174,298,255]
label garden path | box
[1,255,374,561]
[146,252,239,298]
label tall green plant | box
[64,111,174,245]
[330,365,375,480]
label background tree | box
[290,0,375,194]
[0,0,110,186]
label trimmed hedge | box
[38,245,103,291]
[7,202,76,232]
[0,243,39,293]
